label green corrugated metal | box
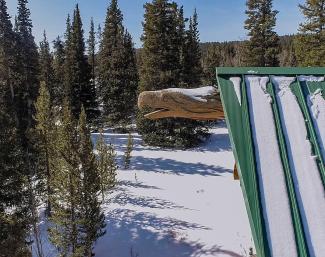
[291,81,325,187]
[217,67,325,75]
[266,80,309,257]
[292,79,325,188]
[217,75,270,257]
[216,67,325,257]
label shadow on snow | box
[127,156,232,176]
[95,208,244,257]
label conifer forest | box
[0,0,324,257]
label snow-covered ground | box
[34,122,254,257]
[91,122,254,257]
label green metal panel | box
[216,67,325,257]
[291,80,325,188]
[266,80,309,257]
[217,75,270,257]
[217,67,325,76]
[306,81,325,95]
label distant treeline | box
[199,35,297,84]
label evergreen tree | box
[50,104,107,256]
[177,6,187,87]
[64,5,98,121]
[182,9,202,87]
[15,0,39,138]
[63,14,73,103]
[34,82,56,216]
[124,132,134,169]
[98,0,138,125]
[15,3,46,255]
[243,0,280,67]
[39,31,55,104]
[294,0,325,66]
[97,24,102,46]
[137,0,209,148]
[49,101,83,256]
[78,107,106,257]
[0,0,18,109]
[139,0,181,92]
[96,132,117,201]
[88,18,96,89]
[122,30,139,117]
[0,2,30,250]
[0,81,30,257]
[52,36,65,105]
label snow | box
[230,77,242,105]
[166,86,217,102]
[308,89,325,161]
[272,76,325,257]
[34,124,254,257]
[298,76,325,82]
[245,76,298,257]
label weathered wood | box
[138,87,225,120]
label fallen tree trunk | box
[138,86,224,120]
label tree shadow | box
[92,132,162,153]
[92,122,232,154]
[128,156,232,176]
[118,180,162,190]
[94,208,245,257]
[110,193,192,210]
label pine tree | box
[124,132,134,169]
[182,9,202,87]
[0,82,30,257]
[0,0,18,107]
[0,2,30,250]
[98,0,138,125]
[88,18,96,86]
[139,0,181,92]
[122,30,139,118]
[14,3,46,255]
[243,0,280,67]
[294,0,325,66]
[96,132,117,201]
[97,24,102,46]
[15,0,39,138]
[49,101,83,256]
[52,36,65,105]
[78,107,106,257]
[137,0,209,148]
[63,14,73,104]
[177,6,188,87]
[39,31,55,104]
[64,5,98,121]
[50,104,107,256]
[137,0,182,147]
[34,82,56,216]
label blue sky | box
[7,0,305,48]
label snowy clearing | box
[91,123,253,257]
[34,123,253,257]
